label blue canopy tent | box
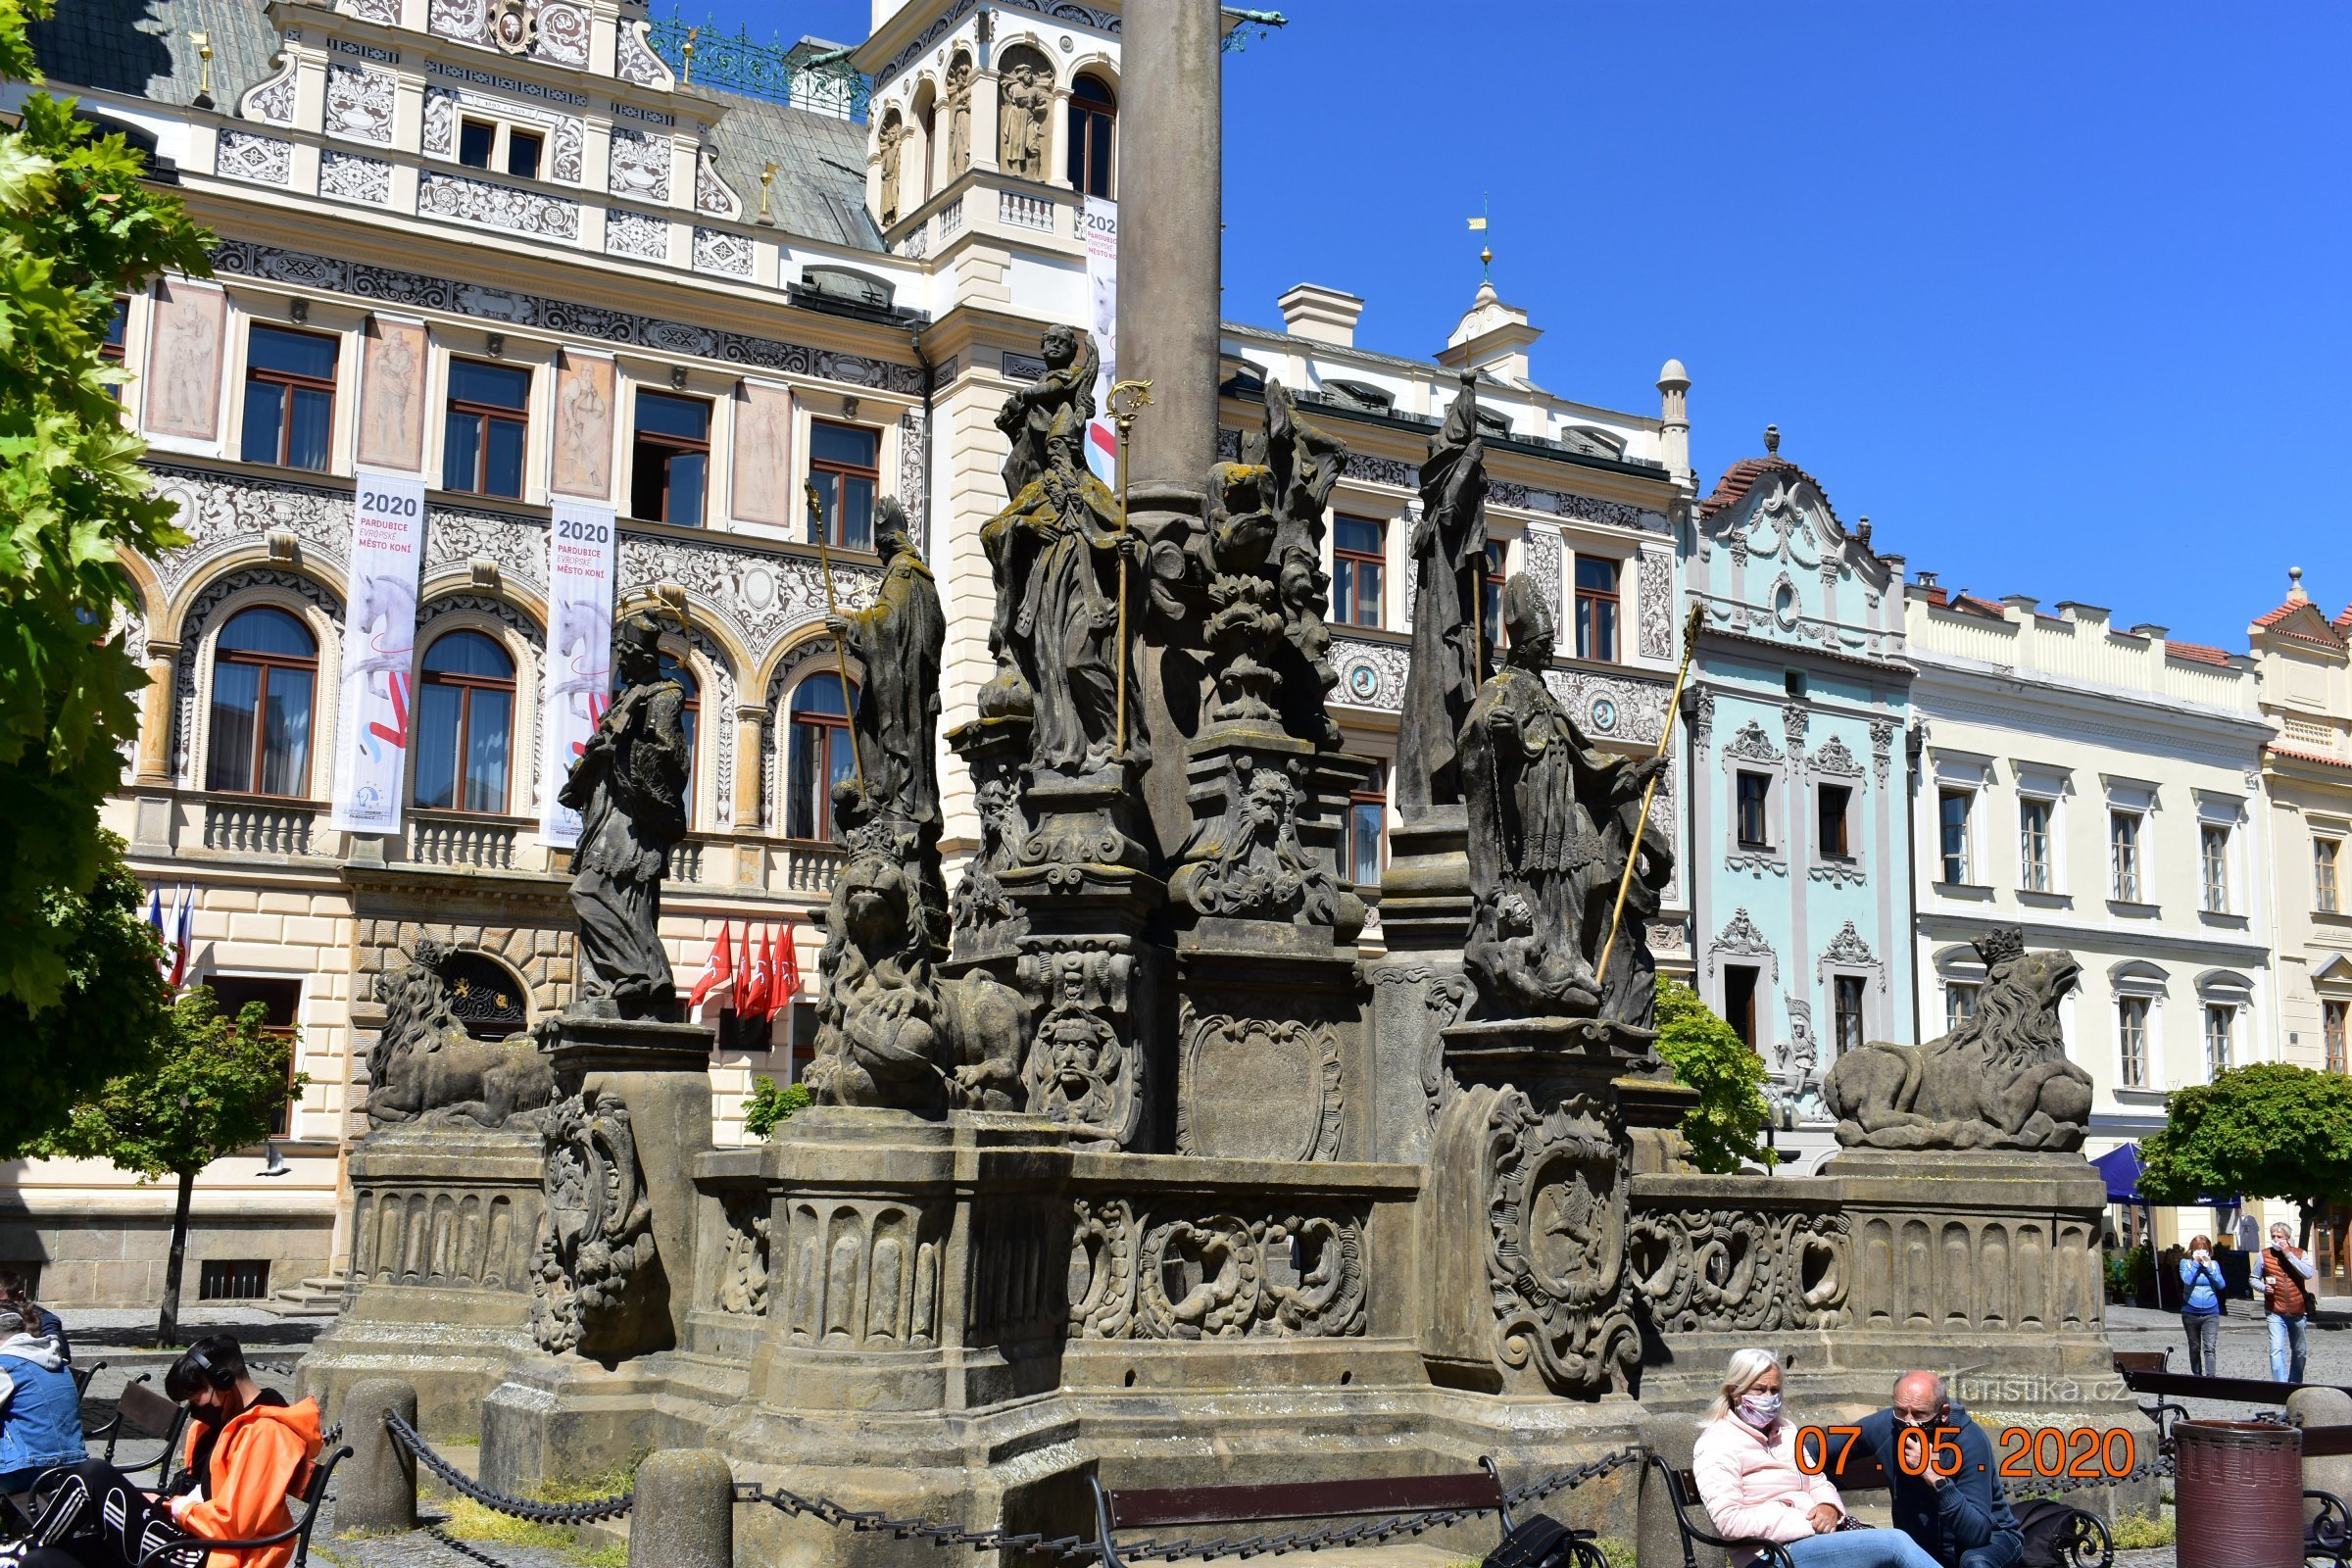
[2093,1143,2244,1308]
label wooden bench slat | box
[2301,1425,2352,1458]
[2121,1368,2352,1402]
[1105,1472,1503,1531]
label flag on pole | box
[148,886,168,983]
[769,920,801,1025]
[1466,216,1488,230]
[752,926,777,1035]
[687,921,734,1010]
[735,923,764,1022]
[168,884,194,991]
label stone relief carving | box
[530,1087,662,1357]
[1687,688,1715,750]
[418,171,580,238]
[1523,528,1564,628]
[997,50,1054,178]
[694,146,740,219]
[1638,551,1673,660]
[1486,1090,1638,1396]
[614,16,673,88]
[529,0,592,67]
[1330,636,1411,713]
[1540,667,1672,749]
[217,131,292,186]
[618,535,877,667]
[1870,717,1896,784]
[240,60,297,125]
[340,0,400,23]
[1705,906,1774,974]
[1724,718,1783,764]
[325,64,396,143]
[1630,1205,1848,1333]
[366,939,555,1129]
[1018,945,1139,1148]
[1820,921,1876,970]
[430,0,493,46]
[1375,964,1467,1125]
[692,226,753,277]
[1169,756,1344,927]
[606,211,668,261]
[423,88,455,155]
[780,1197,943,1348]
[714,1191,770,1316]
[1782,701,1809,758]
[1812,735,1862,776]
[349,1185,532,1295]
[549,118,583,183]
[876,113,906,228]
[609,127,671,202]
[319,151,393,205]
[898,410,929,549]
[1067,1199,1367,1342]
[1174,1008,1342,1162]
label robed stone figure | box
[560,612,689,1019]
[827,496,949,948]
[1459,576,1665,1019]
[1396,369,1491,812]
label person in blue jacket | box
[1854,1372,2022,1568]
[0,1304,84,1496]
[2178,1235,2226,1376]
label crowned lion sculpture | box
[367,939,556,1130]
[1823,927,2092,1151]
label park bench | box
[1647,1446,2115,1568]
[127,1440,351,1568]
[2110,1351,2191,1446]
[1087,1457,1605,1568]
[99,1376,191,1489]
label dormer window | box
[1474,408,1513,440]
[1324,379,1392,414]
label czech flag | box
[168,885,193,991]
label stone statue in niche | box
[981,325,1145,775]
[998,57,1052,178]
[944,55,973,174]
[806,850,1026,1114]
[1168,754,1348,928]
[559,612,689,1020]
[1458,576,1667,1019]
[877,113,906,226]
[1397,369,1492,812]
[1020,947,1138,1147]
[825,496,947,949]
[365,939,554,1129]
[1825,927,2091,1151]
[530,1086,662,1358]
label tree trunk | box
[156,1167,195,1348]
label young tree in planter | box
[36,988,305,1347]
[1653,975,1776,1175]
[2140,1062,2352,1247]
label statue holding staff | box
[1397,368,1491,812]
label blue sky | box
[697,1,2350,649]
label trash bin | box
[2177,1420,2304,1567]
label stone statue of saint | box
[1250,380,1345,744]
[1397,369,1491,813]
[982,325,1144,775]
[1458,576,1665,1018]
[999,62,1052,178]
[559,612,690,1020]
[945,56,973,175]
[826,496,948,947]
[877,115,906,226]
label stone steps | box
[259,1274,347,1318]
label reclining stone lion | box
[1823,927,2092,1151]
[367,939,556,1130]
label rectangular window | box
[1347,761,1387,887]
[458,118,495,169]
[239,324,337,471]
[1332,515,1385,629]
[2019,797,2052,893]
[1573,557,1619,662]
[630,389,710,525]
[2327,1001,2348,1074]
[1945,982,1980,1035]
[1938,789,1972,884]
[1736,771,1770,851]
[1724,964,1759,1052]
[2119,996,2149,1088]
[197,1259,271,1301]
[506,126,544,179]
[2111,810,2143,902]
[2320,837,2342,914]
[1817,784,1851,858]
[808,420,880,550]
[205,974,302,1135]
[101,295,129,398]
[2201,824,2230,913]
[442,359,530,499]
[2203,1003,2233,1080]
[1833,975,1865,1055]
[1482,542,1506,655]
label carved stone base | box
[1168,723,1365,947]
[1379,806,1473,951]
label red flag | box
[686,921,733,1010]
[735,923,763,1019]
[769,921,801,1023]
[752,927,777,1026]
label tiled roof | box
[1700,454,1843,524]
[1950,593,2006,618]
[2269,741,2352,770]
[2335,604,2352,631]
[2253,598,2306,628]
[29,0,881,254]
[2166,641,2233,667]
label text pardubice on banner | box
[541,499,618,848]
[328,470,429,835]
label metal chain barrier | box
[2006,1451,2175,1500]
[738,1446,1643,1565]
[383,1409,635,1525]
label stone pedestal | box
[944,715,1032,962]
[1366,808,1474,1164]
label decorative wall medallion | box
[1590,696,1618,734]
[325,63,396,143]
[1175,1009,1341,1162]
[1332,637,1410,712]
[1541,668,1671,748]
[216,132,292,186]
[1486,1090,1638,1395]
[319,151,393,205]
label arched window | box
[207,606,318,797]
[915,93,936,203]
[1067,74,1115,198]
[660,651,700,820]
[415,629,515,813]
[442,949,529,1042]
[785,671,858,842]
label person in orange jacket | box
[13,1335,322,1568]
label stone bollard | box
[336,1378,419,1534]
[2290,1386,2352,1528]
[629,1448,734,1568]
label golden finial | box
[1467,193,1492,283]
[757,160,776,225]
[190,30,215,107]
[681,25,698,84]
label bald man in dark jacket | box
[1854,1372,2022,1568]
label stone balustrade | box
[408,812,521,870]
[202,799,318,856]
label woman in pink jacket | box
[1691,1349,1940,1567]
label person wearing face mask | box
[1691,1348,1941,1567]
[1852,1372,2021,1568]
[11,1335,321,1568]
[2178,1234,2226,1376]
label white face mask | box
[1737,1392,1782,1428]
[2193,1250,2211,1260]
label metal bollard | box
[336,1378,419,1534]
[629,1448,734,1568]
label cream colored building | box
[1905,582,2278,1250]
[9,0,1693,1308]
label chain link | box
[2005,1452,2175,1499]
[384,1410,635,1525]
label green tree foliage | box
[742,1076,811,1141]
[0,0,213,1007]
[2139,1062,2352,1243]
[0,831,171,1157]
[37,986,306,1345]
[1653,974,1775,1174]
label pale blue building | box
[1684,429,1915,1162]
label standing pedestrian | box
[2251,1220,2318,1384]
[2178,1235,2226,1377]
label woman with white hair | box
[1690,1348,1940,1567]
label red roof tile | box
[2251,598,2348,650]
[2253,600,2305,628]
[1700,455,1843,526]
[1950,593,2006,618]
[2269,741,2352,770]
[2166,641,2234,667]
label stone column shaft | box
[1117,0,1220,493]
[731,704,766,830]
[137,642,179,784]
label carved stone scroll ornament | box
[1485,1090,1639,1396]
[714,1191,771,1317]
[1066,1200,1367,1341]
[1169,755,1344,927]
[1174,1009,1341,1162]
[529,1087,660,1357]
[1018,946,1139,1147]
[1629,1206,1849,1333]
[366,939,555,1129]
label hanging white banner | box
[328,470,428,835]
[541,499,618,848]
[1082,194,1118,483]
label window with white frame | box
[2019,797,2053,893]
[2319,835,2342,914]
[2203,1003,2233,1080]
[1945,982,1980,1035]
[1937,789,1973,884]
[2201,823,2231,914]
[2118,995,2150,1088]
[2110,810,2144,902]
[2327,999,2348,1074]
